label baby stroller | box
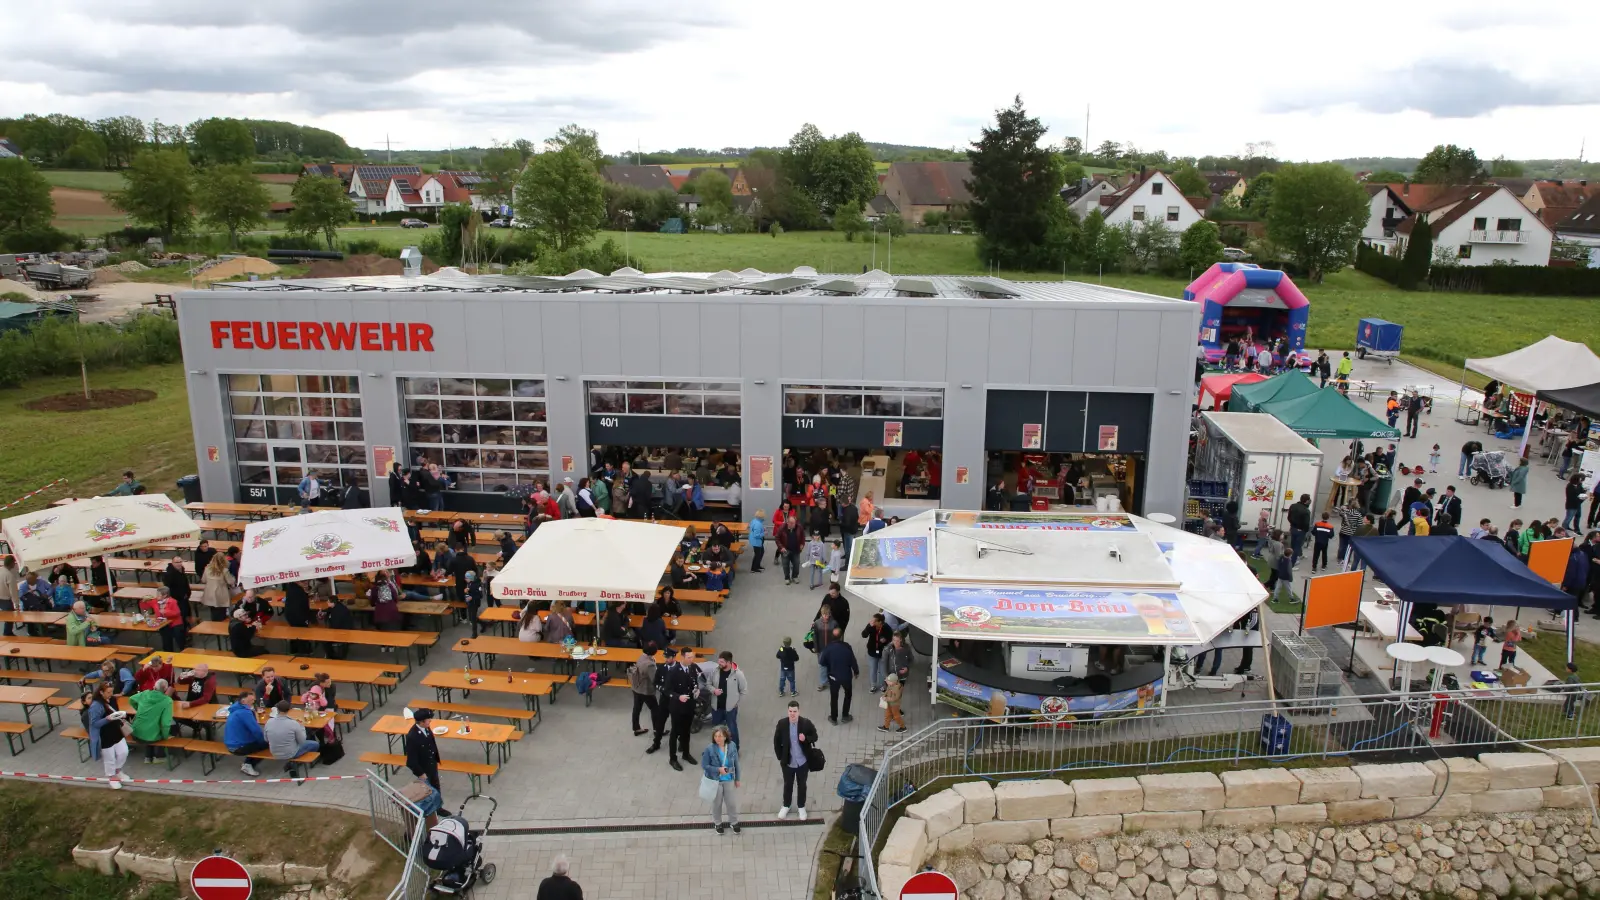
[1468,450,1509,489]
[424,795,498,895]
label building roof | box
[687,166,740,184]
[887,161,973,206]
[211,269,1191,308]
[0,138,22,158]
[1557,194,1600,235]
[1394,185,1530,237]
[1488,177,1536,197]
[1204,173,1244,194]
[1363,184,1413,215]
[1531,182,1599,228]
[353,165,422,199]
[867,194,898,215]
[1099,168,1193,217]
[434,170,486,204]
[601,165,675,192]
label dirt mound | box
[115,260,149,273]
[256,173,299,184]
[305,253,441,279]
[93,269,126,284]
[24,389,156,412]
[192,256,280,283]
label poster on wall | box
[371,445,395,478]
[1098,425,1119,452]
[938,586,1196,641]
[935,511,1137,532]
[560,455,574,473]
[206,446,219,462]
[955,466,969,485]
[748,455,774,490]
[1022,423,1042,450]
[882,421,903,448]
[936,663,1159,720]
[847,535,930,584]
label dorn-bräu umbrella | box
[2,495,199,569]
[237,507,415,588]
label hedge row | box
[1355,241,1402,286]
[0,312,182,389]
[1428,263,1600,297]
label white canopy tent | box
[2,495,199,569]
[237,507,415,588]
[491,519,683,628]
[1466,336,1600,455]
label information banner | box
[883,421,903,448]
[939,586,1197,641]
[1098,425,1119,451]
[371,445,395,479]
[748,455,774,491]
[955,466,969,485]
[848,535,930,584]
[1022,423,1042,450]
[934,510,1137,532]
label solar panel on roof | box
[742,276,813,294]
[812,279,864,295]
[957,278,1020,298]
[894,278,936,296]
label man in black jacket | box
[1286,495,1312,567]
[628,468,654,519]
[282,580,313,653]
[645,647,675,755]
[663,648,701,770]
[163,556,193,622]
[1435,485,1463,530]
[773,700,818,819]
[404,707,443,812]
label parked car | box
[487,218,510,228]
[1222,247,1252,261]
[400,218,430,229]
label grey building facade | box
[176,272,1200,519]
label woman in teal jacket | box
[699,724,741,833]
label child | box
[1471,616,1496,667]
[463,570,484,638]
[703,561,727,592]
[1272,545,1295,605]
[1499,620,1521,668]
[825,540,845,583]
[803,531,828,590]
[1429,444,1441,474]
[1251,510,1270,558]
[480,560,502,607]
[776,637,798,696]
[878,672,906,733]
[1310,511,1336,573]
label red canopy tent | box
[1200,372,1268,409]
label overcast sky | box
[3,0,1597,161]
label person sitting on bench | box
[224,689,269,777]
[263,700,319,775]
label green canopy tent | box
[1227,370,1318,412]
[1258,387,1401,440]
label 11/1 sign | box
[792,418,815,429]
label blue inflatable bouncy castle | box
[1183,263,1310,367]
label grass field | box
[0,364,195,514]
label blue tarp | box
[1356,318,1402,354]
[1350,536,1575,610]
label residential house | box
[1061,176,1119,219]
[1204,173,1247,205]
[600,165,676,192]
[0,138,21,159]
[686,166,750,195]
[1096,169,1205,232]
[382,174,443,213]
[1555,194,1600,250]
[865,194,898,223]
[1394,184,1552,266]
[880,161,973,224]
[435,170,494,212]
[1378,182,1453,214]
[1488,176,1536,198]
[348,165,423,215]
[1360,184,1412,254]
[1522,181,1598,229]
[301,162,356,187]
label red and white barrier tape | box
[0,478,69,513]
[0,770,368,785]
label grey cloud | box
[1268,62,1600,118]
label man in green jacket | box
[64,600,100,647]
[106,470,142,496]
[129,681,175,764]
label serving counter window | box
[227,374,368,503]
[402,376,548,493]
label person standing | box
[88,682,132,788]
[536,855,583,900]
[1335,504,1362,567]
[747,510,766,573]
[1459,439,1483,478]
[1287,495,1312,567]
[700,724,742,834]
[1436,485,1464,531]
[162,555,193,625]
[1334,351,1352,387]
[1507,456,1530,509]
[773,701,817,819]
[818,627,859,725]
[810,606,835,691]
[708,651,747,748]
[628,643,659,737]
[1310,511,1335,573]
[664,648,701,771]
[861,614,892,693]
[282,580,313,654]
[200,553,236,622]
[645,646,677,756]
[1315,351,1330,388]
[1404,392,1423,438]
[878,672,906,733]
[775,514,803,585]
[107,470,141,496]
[1499,621,1522,668]
[1564,475,1586,533]
[776,637,799,696]
[0,557,17,639]
[803,530,828,590]
[403,707,443,809]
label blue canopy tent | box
[1350,536,1578,668]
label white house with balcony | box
[1394,184,1552,266]
[1360,184,1411,254]
[1096,169,1205,232]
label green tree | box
[1241,171,1275,216]
[1170,162,1209,198]
[778,124,877,215]
[833,200,867,241]
[58,131,107,169]
[194,163,271,248]
[1079,209,1107,269]
[287,174,351,250]
[93,116,147,168]
[1132,220,1178,271]
[479,145,523,209]
[513,145,604,252]
[512,139,537,162]
[1489,156,1525,178]
[189,118,257,166]
[544,124,604,172]
[1398,215,1433,290]
[967,95,1065,269]
[1178,219,1224,274]
[882,212,906,238]
[0,158,54,232]
[690,170,735,217]
[1413,144,1484,184]
[107,148,195,240]
[1364,169,1409,185]
[1265,162,1369,282]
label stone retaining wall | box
[878,748,1600,900]
[71,842,336,896]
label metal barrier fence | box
[367,769,431,900]
[858,682,1600,898]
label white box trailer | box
[1195,412,1323,532]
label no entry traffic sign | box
[191,855,252,900]
[901,870,958,900]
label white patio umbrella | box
[2,495,200,569]
[491,518,684,641]
[237,507,415,589]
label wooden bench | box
[290,693,370,719]
[0,670,91,687]
[61,725,92,762]
[0,721,29,755]
[406,699,535,732]
[357,751,498,793]
[186,739,319,777]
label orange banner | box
[1527,538,1570,585]
[1303,570,1363,630]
